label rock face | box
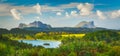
[75,21,95,28]
[18,21,51,28]
[18,23,27,28]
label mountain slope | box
[18,21,51,29]
[75,21,95,28]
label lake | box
[18,40,61,48]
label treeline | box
[0,28,37,34]
[23,27,108,33]
[83,30,120,43]
[2,31,73,40]
[0,27,109,34]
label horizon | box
[0,0,120,29]
[0,20,119,30]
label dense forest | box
[0,28,120,56]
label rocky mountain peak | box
[18,21,51,28]
[75,21,95,28]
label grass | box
[61,34,85,38]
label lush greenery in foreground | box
[0,30,120,56]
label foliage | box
[108,46,120,56]
[83,30,120,43]
[0,30,120,56]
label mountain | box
[18,21,51,29]
[16,21,108,33]
[75,21,95,28]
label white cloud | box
[96,10,120,19]
[36,16,40,19]
[10,8,22,20]
[33,3,42,15]
[71,10,78,16]
[56,12,62,16]
[0,3,79,17]
[96,10,106,19]
[59,3,80,9]
[41,3,80,12]
[1,3,120,20]
[42,5,64,12]
[65,12,70,17]
[0,3,35,16]
[77,3,94,16]
[110,10,120,18]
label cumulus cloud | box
[0,3,35,16]
[1,3,120,20]
[96,10,106,19]
[71,10,78,16]
[56,12,62,16]
[65,12,70,17]
[111,10,120,18]
[33,3,42,15]
[77,3,94,16]
[10,8,22,20]
[96,10,120,19]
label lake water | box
[18,40,61,48]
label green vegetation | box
[83,30,120,43]
[0,30,120,56]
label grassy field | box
[61,34,85,38]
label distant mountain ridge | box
[18,21,51,29]
[0,20,109,34]
[19,21,96,29]
[75,21,95,28]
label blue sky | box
[0,0,120,29]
